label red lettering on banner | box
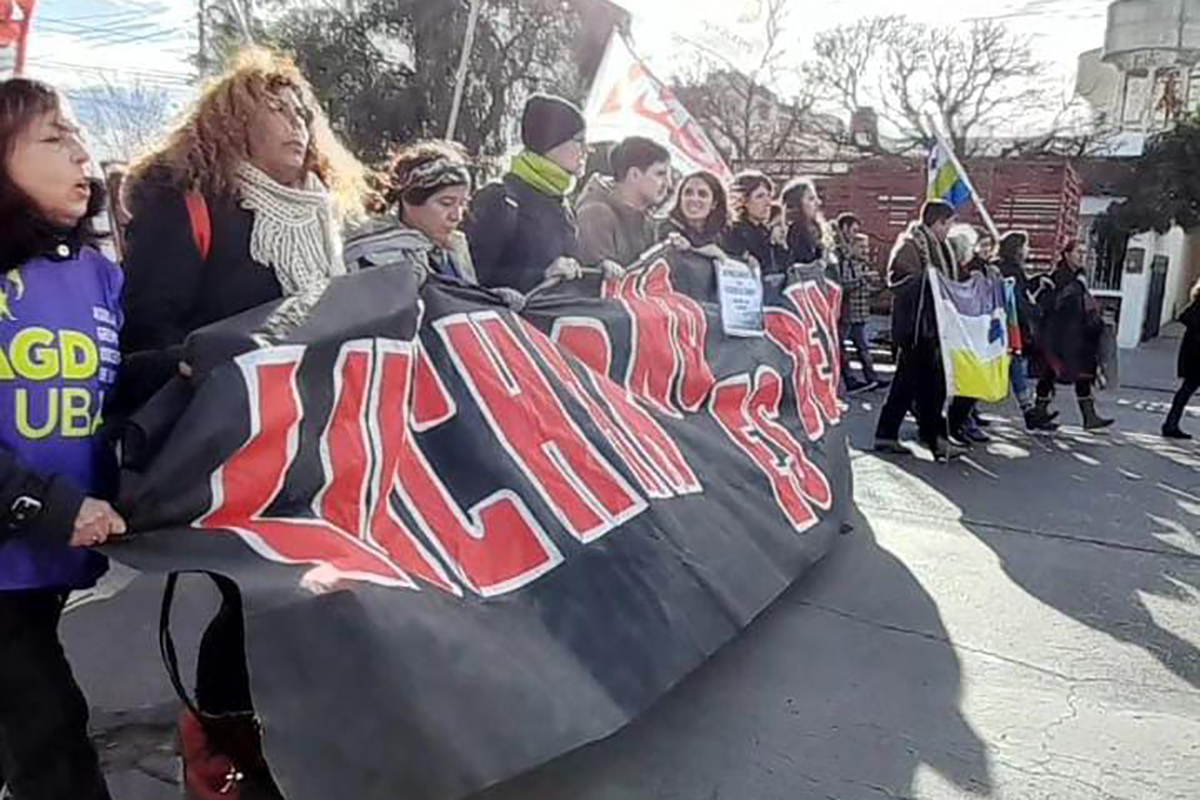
[362,342,460,594]
[394,342,562,597]
[199,347,447,590]
[412,344,455,430]
[605,259,716,415]
[796,281,843,393]
[315,344,373,537]
[708,367,833,533]
[764,282,843,440]
[550,318,613,376]
[523,318,701,499]
[436,312,646,543]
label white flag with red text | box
[584,33,732,182]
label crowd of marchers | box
[1,44,1199,800]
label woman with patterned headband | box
[344,140,479,285]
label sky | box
[23,0,1112,154]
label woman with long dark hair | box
[996,231,1057,431]
[780,177,827,266]
[721,170,787,273]
[1163,278,1200,439]
[0,77,126,800]
[1032,239,1115,430]
[659,170,728,249]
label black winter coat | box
[1034,266,1103,384]
[1178,298,1200,382]
[658,216,723,249]
[118,177,285,414]
[465,174,579,293]
[721,219,788,275]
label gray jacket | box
[344,217,478,286]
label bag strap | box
[185,191,212,262]
[159,571,242,718]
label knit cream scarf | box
[237,162,344,297]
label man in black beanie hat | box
[466,94,588,293]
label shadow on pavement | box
[857,408,1200,691]
[472,513,992,800]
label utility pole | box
[446,0,484,140]
[197,0,209,76]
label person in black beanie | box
[466,93,588,293]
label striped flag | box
[927,138,971,210]
[930,268,1011,402]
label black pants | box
[876,342,947,447]
[0,590,110,800]
[948,397,976,434]
[1036,376,1091,400]
[1166,377,1200,429]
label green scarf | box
[510,151,574,198]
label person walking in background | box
[1032,239,1115,431]
[1163,278,1200,439]
[118,47,368,414]
[832,214,886,393]
[659,170,728,249]
[722,170,788,275]
[996,231,1057,431]
[781,178,827,266]
[576,135,671,272]
[943,228,989,444]
[964,231,995,276]
[467,93,587,292]
[0,77,126,800]
[874,200,964,461]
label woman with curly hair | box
[658,170,729,249]
[118,46,368,412]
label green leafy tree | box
[247,0,621,164]
[1110,114,1200,234]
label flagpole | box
[446,0,483,140]
[925,115,1000,241]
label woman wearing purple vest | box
[0,79,126,799]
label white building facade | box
[1076,0,1200,348]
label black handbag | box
[160,572,284,799]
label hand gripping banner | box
[114,248,852,800]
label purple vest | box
[0,247,123,590]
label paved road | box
[65,380,1200,799]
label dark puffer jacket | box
[466,174,579,293]
[721,219,788,275]
[1034,265,1104,384]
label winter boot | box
[1163,424,1193,440]
[1024,398,1060,432]
[1163,397,1193,439]
[1079,397,1115,431]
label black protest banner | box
[114,247,852,800]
